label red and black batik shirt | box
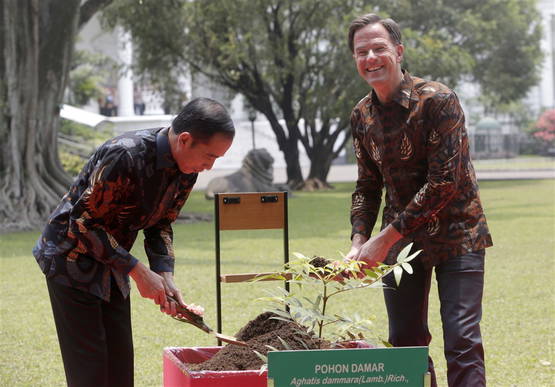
[33,127,197,301]
[350,71,492,268]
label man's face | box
[353,23,403,89]
[173,132,233,174]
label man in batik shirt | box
[33,98,234,387]
[345,14,492,387]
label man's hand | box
[129,262,167,306]
[159,272,185,316]
[345,233,368,260]
[348,225,403,269]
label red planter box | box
[163,346,267,387]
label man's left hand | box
[354,224,403,269]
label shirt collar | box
[370,70,417,110]
[156,127,176,169]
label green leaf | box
[277,336,292,350]
[396,243,414,263]
[404,249,422,263]
[393,266,403,286]
[253,350,268,363]
[381,339,393,348]
[292,252,308,260]
[401,262,413,274]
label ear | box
[396,44,404,63]
[177,131,193,147]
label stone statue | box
[205,148,288,199]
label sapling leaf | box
[367,280,384,289]
[265,345,280,352]
[381,339,393,348]
[292,252,308,259]
[396,242,414,263]
[363,270,379,279]
[277,336,292,350]
[314,294,322,308]
[404,249,422,262]
[289,297,302,307]
[270,316,296,326]
[253,350,268,363]
[401,262,413,274]
[299,339,310,350]
[393,265,403,286]
[258,364,268,375]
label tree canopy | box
[104,0,543,187]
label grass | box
[1,179,554,386]
[473,156,555,171]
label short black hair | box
[171,97,235,142]
[348,13,402,53]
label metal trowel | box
[166,295,248,347]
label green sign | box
[267,346,429,387]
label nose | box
[204,159,216,171]
[364,49,378,60]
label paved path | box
[193,164,555,190]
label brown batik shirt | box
[33,127,197,301]
[350,71,492,268]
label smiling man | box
[33,97,234,387]
[346,14,492,387]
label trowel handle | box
[166,294,212,333]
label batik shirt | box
[33,127,197,301]
[350,71,492,268]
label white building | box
[74,14,311,170]
[527,0,555,113]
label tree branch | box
[79,0,113,28]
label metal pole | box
[250,120,256,150]
[283,191,289,293]
[215,194,222,345]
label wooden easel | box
[214,192,289,343]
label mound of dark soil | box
[309,256,330,268]
[188,312,330,371]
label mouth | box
[366,66,383,73]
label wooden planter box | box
[163,346,267,387]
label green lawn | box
[473,156,555,171]
[1,180,554,386]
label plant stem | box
[318,282,328,338]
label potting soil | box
[188,312,329,371]
[189,258,333,371]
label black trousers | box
[383,250,485,387]
[47,278,134,387]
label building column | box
[117,27,134,116]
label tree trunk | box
[1,0,81,232]
[281,135,304,189]
[249,96,304,190]
[300,119,351,191]
[303,146,335,191]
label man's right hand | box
[129,262,167,306]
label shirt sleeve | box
[67,148,139,274]
[391,92,465,236]
[143,176,196,273]
[350,107,384,239]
